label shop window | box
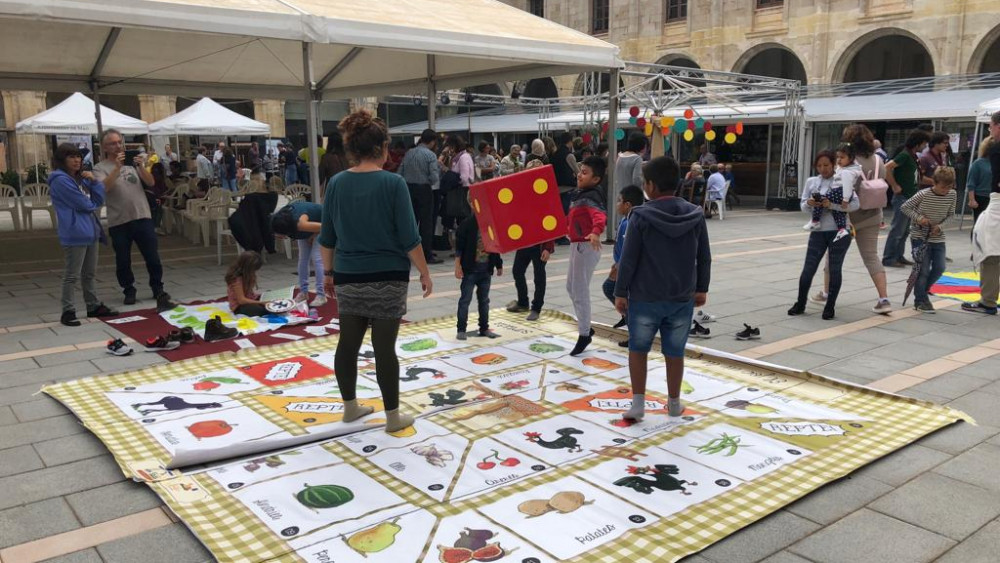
[528,0,544,18]
[666,0,687,23]
[592,0,609,34]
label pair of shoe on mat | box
[106,316,241,356]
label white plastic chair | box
[181,188,229,246]
[21,183,56,230]
[283,183,311,202]
[709,181,730,220]
[0,184,22,231]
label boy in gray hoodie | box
[614,156,712,419]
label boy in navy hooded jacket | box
[614,156,711,420]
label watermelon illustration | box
[295,484,354,510]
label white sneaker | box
[693,310,716,324]
[872,299,892,315]
[833,228,850,242]
[294,292,308,304]
[311,294,328,307]
[809,291,828,305]
[803,220,821,231]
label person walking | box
[398,128,442,264]
[221,148,238,192]
[93,129,176,310]
[882,129,931,267]
[195,146,214,192]
[615,133,646,195]
[320,110,433,434]
[963,110,1000,315]
[49,143,117,326]
[318,132,347,193]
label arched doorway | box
[836,32,934,83]
[656,55,700,70]
[734,45,808,84]
[969,25,1000,73]
[522,78,558,99]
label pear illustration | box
[725,399,777,414]
[343,519,401,556]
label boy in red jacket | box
[567,156,608,355]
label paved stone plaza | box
[1,208,999,563]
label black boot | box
[787,302,806,316]
[60,310,81,327]
[123,288,137,305]
[204,316,239,342]
[570,328,595,356]
[822,307,835,320]
[155,292,178,313]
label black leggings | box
[334,314,402,410]
[796,231,852,312]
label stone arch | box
[520,78,559,99]
[731,42,808,84]
[467,83,507,98]
[655,53,701,69]
[830,28,937,84]
[968,24,1000,74]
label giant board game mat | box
[42,310,970,563]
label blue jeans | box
[627,300,694,357]
[284,166,298,186]
[602,277,625,321]
[108,218,164,297]
[882,194,911,266]
[797,230,852,312]
[222,177,237,191]
[457,270,491,333]
[297,237,324,296]
[912,239,946,304]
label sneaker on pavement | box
[809,291,828,305]
[961,302,998,315]
[914,301,936,314]
[106,338,133,356]
[872,300,893,314]
[123,290,137,305]
[693,310,716,324]
[689,321,711,339]
[87,303,118,318]
[525,310,541,321]
[60,310,81,327]
[204,316,239,341]
[506,300,529,313]
[311,294,328,307]
[478,329,500,339]
[735,324,760,340]
[144,335,181,352]
[787,302,806,316]
[457,331,468,341]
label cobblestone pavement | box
[1,208,998,563]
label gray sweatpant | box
[62,243,100,313]
[566,241,602,335]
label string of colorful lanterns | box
[614,106,745,145]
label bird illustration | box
[524,427,584,452]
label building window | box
[756,0,783,7]
[592,0,609,34]
[528,0,544,18]
[666,0,687,22]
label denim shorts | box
[627,300,695,357]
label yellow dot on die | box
[508,224,523,240]
[542,215,558,231]
[497,188,514,204]
[488,226,495,240]
[474,199,481,214]
[533,179,548,194]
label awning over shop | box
[0,0,621,99]
[14,92,148,135]
[148,98,270,136]
[802,87,1000,123]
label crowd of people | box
[47,106,1000,434]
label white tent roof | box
[977,97,1000,123]
[0,0,621,99]
[390,110,543,135]
[802,87,1000,123]
[148,98,270,136]
[14,92,148,135]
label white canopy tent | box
[802,87,1000,122]
[390,110,544,136]
[0,0,621,195]
[148,98,270,136]
[14,92,148,135]
[977,97,1000,123]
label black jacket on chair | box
[228,192,278,254]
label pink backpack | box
[857,156,888,210]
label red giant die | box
[469,165,567,254]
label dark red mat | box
[101,298,340,361]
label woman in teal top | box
[320,110,432,435]
[967,136,995,225]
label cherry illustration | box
[477,461,496,470]
[500,457,520,467]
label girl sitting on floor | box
[225,251,267,316]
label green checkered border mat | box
[43,310,970,563]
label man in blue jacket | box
[614,156,712,421]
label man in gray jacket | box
[398,129,442,264]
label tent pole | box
[91,80,103,164]
[960,124,981,230]
[426,55,437,130]
[302,42,321,201]
[605,67,620,243]
[764,123,773,206]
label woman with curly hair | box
[319,110,433,434]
